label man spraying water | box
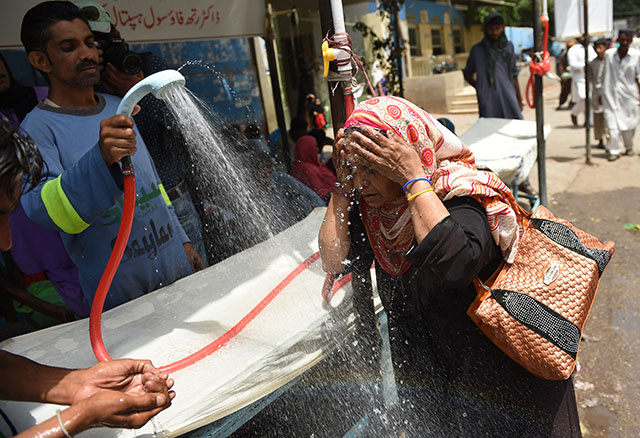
[18,1,202,311]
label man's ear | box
[27,51,52,74]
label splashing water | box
[158,72,400,436]
[161,85,276,260]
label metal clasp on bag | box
[543,262,561,286]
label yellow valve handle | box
[322,41,336,77]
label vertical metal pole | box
[533,0,548,206]
[319,0,347,135]
[392,3,404,97]
[584,0,592,164]
[265,2,291,169]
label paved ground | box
[431,81,640,437]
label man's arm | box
[20,114,137,234]
[463,46,477,88]
[513,76,523,111]
[1,351,175,435]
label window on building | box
[431,28,444,56]
[408,27,421,56]
[453,29,464,54]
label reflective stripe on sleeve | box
[41,175,90,234]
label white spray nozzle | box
[116,69,186,117]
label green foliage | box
[354,0,405,96]
[614,0,640,17]
[465,0,555,39]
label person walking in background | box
[463,12,523,119]
[464,12,538,195]
[603,30,640,161]
[590,39,608,150]
[310,96,327,129]
[371,61,389,96]
[568,36,597,126]
[556,42,574,110]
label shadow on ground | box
[550,187,640,438]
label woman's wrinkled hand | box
[344,126,425,185]
[332,129,355,197]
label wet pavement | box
[552,188,640,437]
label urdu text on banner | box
[1,0,266,48]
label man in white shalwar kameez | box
[568,37,597,126]
[603,30,640,160]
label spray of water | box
[160,85,277,261]
[158,72,402,436]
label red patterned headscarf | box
[344,96,523,276]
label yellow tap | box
[322,41,336,77]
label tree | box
[465,0,555,40]
[354,0,405,96]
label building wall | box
[403,0,484,77]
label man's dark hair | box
[484,12,505,28]
[594,39,608,48]
[21,1,85,54]
[619,29,634,38]
[0,119,44,198]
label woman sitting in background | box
[290,135,336,202]
[318,96,580,437]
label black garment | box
[346,197,581,437]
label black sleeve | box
[405,197,500,289]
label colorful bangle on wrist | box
[407,187,434,201]
[403,177,431,193]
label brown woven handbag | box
[468,205,615,380]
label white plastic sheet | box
[460,118,550,187]
[0,208,352,437]
[554,0,613,40]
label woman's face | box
[353,165,404,208]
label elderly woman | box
[318,97,580,436]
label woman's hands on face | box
[332,129,355,197]
[344,127,425,185]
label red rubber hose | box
[344,94,355,119]
[89,168,136,362]
[89,182,349,373]
[159,251,322,374]
[526,15,551,109]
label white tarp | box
[0,208,353,437]
[554,0,613,40]
[460,118,550,186]
[1,0,265,48]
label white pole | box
[329,0,352,75]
